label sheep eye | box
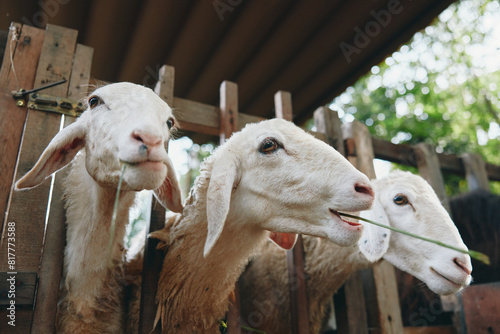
[88,96,102,109]
[167,118,175,130]
[259,138,280,154]
[394,194,409,205]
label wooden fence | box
[0,23,498,334]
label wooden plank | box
[274,90,311,334]
[403,326,457,334]
[0,306,33,333]
[0,23,44,232]
[343,121,376,179]
[358,137,500,182]
[286,235,310,334]
[139,65,175,334]
[238,113,265,130]
[0,24,78,333]
[154,65,175,106]
[461,153,490,191]
[274,91,293,121]
[485,163,500,182]
[172,97,220,136]
[371,137,415,166]
[139,200,165,334]
[412,143,451,212]
[372,261,405,333]
[219,81,239,144]
[310,131,327,143]
[0,29,8,67]
[461,282,500,333]
[220,80,241,334]
[311,115,345,334]
[0,22,77,271]
[437,153,465,176]
[342,121,374,334]
[31,43,92,334]
[66,44,93,101]
[0,23,20,83]
[0,272,37,306]
[314,107,344,332]
[313,107,344,155]
[344,271,369,333]
[343,121,404,334]
[412,143,461,319]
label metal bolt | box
[16,100,25,107]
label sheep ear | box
[15,122,86,190]
[269,232,298,250]
[358,196,391,262]
[204,155,239,258]
[153,156,183,213]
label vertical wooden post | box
[0,24,78,334]
[314,107,344,331]
[275,91,311,334]
[31,43,93,334]
[313,106,345,156]
[220,81,239,144]
[412,143,461,318]
[139,65,175,334]
[0,23,44,232]
[343,121,404,334]
[274,90,293,121]
[461,153,490,191]
[413,143,450,212]
[220,81,241,334]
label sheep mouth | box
[430,267,466,288]
[329,209,362,227]
[121,160,165,171]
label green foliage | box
[126,191,151,248]
[179,142,215,199]
[329,0,500,195]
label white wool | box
[239,170,473,334]
[126,118,375,333]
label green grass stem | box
[338,212,490,265]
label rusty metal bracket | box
[11,79,86,117]
[26,93,85,117]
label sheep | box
[126,118,375,333]
[15,82,183,334]
[398,188,500,326]
[238,170,473,334]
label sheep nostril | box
[134,134,143,143]
[132,130,162,147]
[355,183,374,198]
[454,257,472,275]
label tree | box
[328,0,500,195]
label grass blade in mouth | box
[107,163,127,267]
[338,212,490,265]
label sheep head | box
[15,82,183,213]
[359,170,472,295]
[204,118,375,257]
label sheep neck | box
[62,153,135,309]
[156,175,268,333]
[302,235,371,331]
[239,237,371,334]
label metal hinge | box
[26,93,85,117]
[12,79,86,117]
